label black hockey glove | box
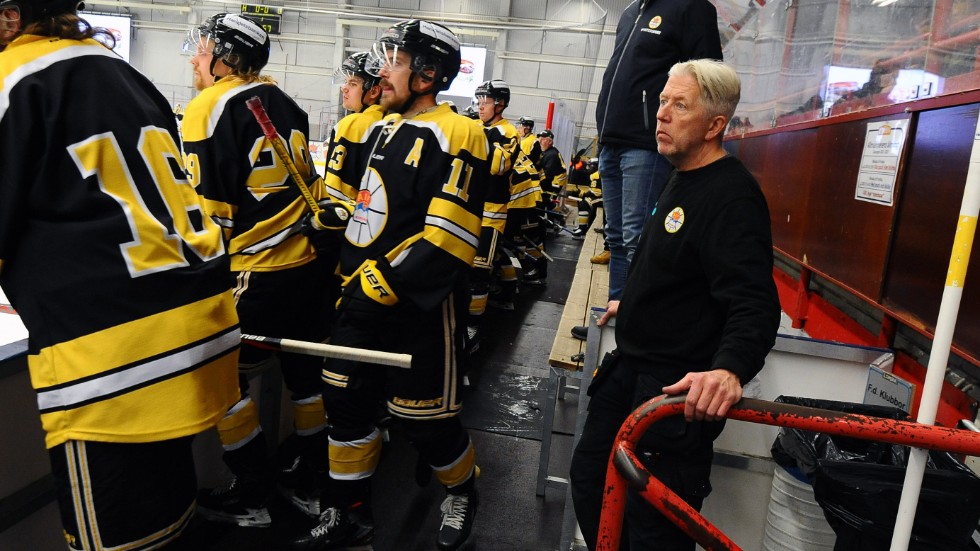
[336,259,399,330]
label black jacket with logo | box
[596,0,722,150]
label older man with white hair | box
[570,59,781,551]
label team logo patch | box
[649,16,662,29]
[664,207,685,233]
[346,168,388,246]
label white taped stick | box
[242,334,411,369]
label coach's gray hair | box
[668,59,740,123]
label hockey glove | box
[301,199,356,234]
[336,259,399,330]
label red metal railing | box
[597,395,980,551]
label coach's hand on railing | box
[661,369,742,422]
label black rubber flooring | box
[181,231,586,550]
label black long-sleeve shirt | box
[615,156,780,385]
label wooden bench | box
[548,211,608,370]
[537,211,609,497]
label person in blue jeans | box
[594,0,722,304]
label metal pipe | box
[598,395,980,550]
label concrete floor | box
[180,234,587,550]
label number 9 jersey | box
[0,35,240,448]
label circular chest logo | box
[345,167,388,246]
[664,207,685,233]
[649,16,662,29]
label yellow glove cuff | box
[359,260,399,306]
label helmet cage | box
[333,51,379,88]
[366,20,460,92]
[475,79,510,106]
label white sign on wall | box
[855,119,909,206]
[442,45,487,100]
[864,365,914,412]
[80,12,133,63]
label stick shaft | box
[242,334,411,368]
[245,96,321,214]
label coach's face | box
[656,73,710,170]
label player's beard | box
[193,69,209,91]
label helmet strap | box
[209,55,222,81]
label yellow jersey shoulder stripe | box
[0,37,116,122]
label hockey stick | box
[244,96,323,218]
[242,334,412,369]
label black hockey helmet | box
[368,19,461,92]
[475,79,510,105]
[462,103,479,119]
[0,0,84,26]
[184,13,270,75]
[334,51,380,89]
[518,116,535,129]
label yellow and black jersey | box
[482,119,521,232]
[509,148,543,211]
[0,35,239,448]
[182,77,323,272]
[520,133,543,167]
[323,104,386,203]
[336,103,490,311]
[539,147,568,193]
[590,170,602,197]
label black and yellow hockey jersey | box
[0,35,240,448]
[482,119,519,232]
[520,133,543,167]
[328,103,490,311]
[182,77,323,272]
[324,104,386,204]
[539,146,568,193]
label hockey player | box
[180,13,333,526]
[0,1,240,549]
[466,79,515,353]
[517,116,543,166]
[304,51,386,258]
[290,19,488,551]
[320,51,384,206]
[569,157,603,239]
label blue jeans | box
[599,146,672,300]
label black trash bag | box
[770,395,980,551]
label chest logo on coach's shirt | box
[664,207,685,233]
[649,16,662,29]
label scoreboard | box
[241,4,283,35]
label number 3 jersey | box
[326,102,490,311]
[0,36,240,448]
[181,77,323,273]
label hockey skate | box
[289,506,374,550]
[196,477,272,528]
[436,488,478,550]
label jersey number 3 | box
[68,127,225,278]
